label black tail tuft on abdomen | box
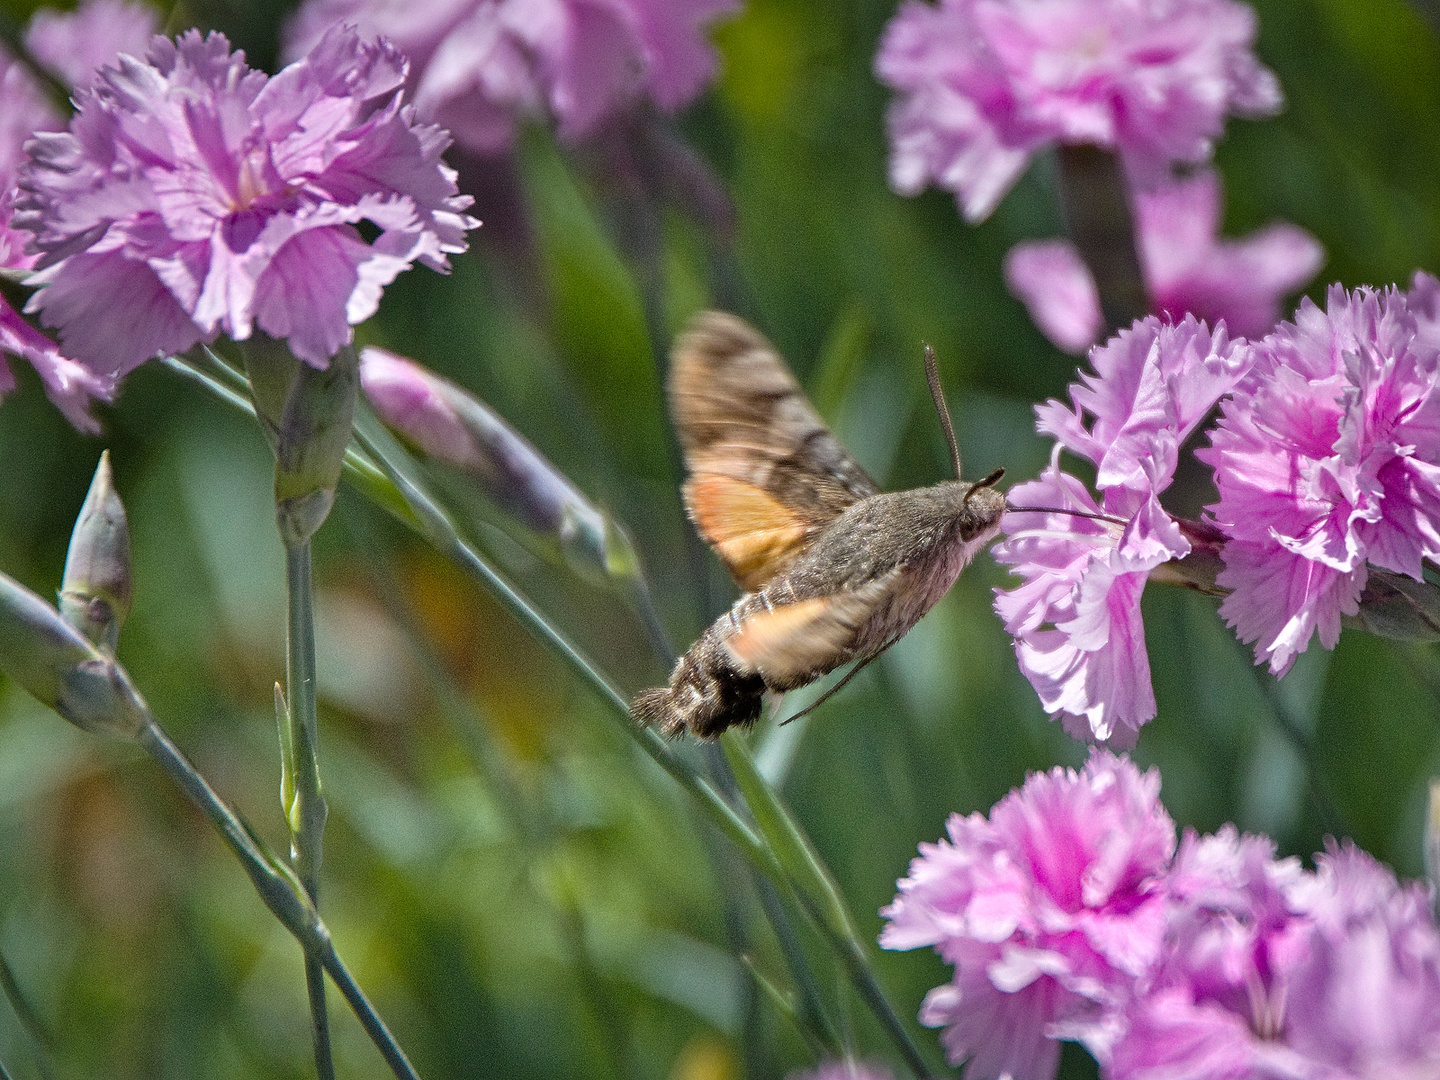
[630,686,684,738]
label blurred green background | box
[2,0,1440,1077]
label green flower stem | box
[357,403,934,1075]
[750,855,844,1057]
[700,743,843,1055]
[1054,144,1146,334]
[0,950,54,1080]
[720,733,856,942]
[741,954,836,1060]
[346,406,780,873]
[823,928,934,1080]
[284,538,334,1080]
[136,720,422,1080]
[720,734,938,1077]
[310,937,420,1080]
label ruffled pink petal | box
[1138,170,1324,339]
[252,226,374,366]
[1214,537,1361,675]
[1205,283,1440,671]
[875,0,1281,222]
[0,301,114,433]
[284,0,735,154]
[884,752,1175,1078]
[1106,986,1263,1079]
[627,0,739,110]
[24,249,205,377]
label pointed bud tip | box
[61,450,133,649]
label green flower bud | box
[0,571,149,740]
[241,338,359,547]
[59,450,132,651]
[1348,570,1440,643]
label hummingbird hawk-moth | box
[630,311,1010,739]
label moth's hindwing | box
[723,571,901,688]
[670,311,879,590]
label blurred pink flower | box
[875,0,1281,222]
[284,0,739,155]
[14,26,478,377]
[1109,837,1440,1079]
[25,0,158,89]
[993,316,1250,743]
[1201,283,1440,675]
[1005,170,1324,354]
[881,751,1175,1080]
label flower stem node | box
[0,570,149,740]
[59,450,133,651]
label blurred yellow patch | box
[669,1034,738,1080]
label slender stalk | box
[137,720,421,1080]
[313,937,422,1080]
[0,953,50,1055]
[0,951,55,1080]
[824,929,934,1080]
[1054,144,1147,334]
[283,542,335,1080]
[702,743,842,1058]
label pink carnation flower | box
[875,0,1281,222]
[284,0,739,155]
[1005,170,1324,354]
[0,0,159,431]
[880,751,1176,1080]
[1201,282,1440,675]
[14,25,478,375]
[992,316,1250,743]
[1109,837,1440,1079]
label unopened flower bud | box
[1348,570,1440,643]
[361,347,638,587]
[0,570,149,740]
[59,450,132,651]
[243,338,359,547]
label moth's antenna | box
[924,343,963,480]
[1006,504,1129,526]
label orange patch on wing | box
[685,474,810,590]
[724,575,895,685]
[725,597,846,682]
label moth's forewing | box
[670,312,879,590]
